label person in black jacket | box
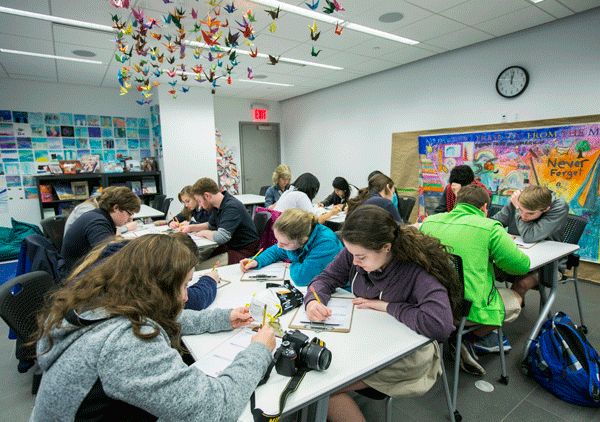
[61,186,140,272]
[190,178,259,264]
[318,176,357,208]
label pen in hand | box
[211,261,220,272]
[310,286,322,304]
[262,304,267,327]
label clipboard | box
[288,297,354,333]
[241,262,287,281]
[189,271,231,289]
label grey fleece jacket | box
[491,193,569,243]
[30,308,272,422]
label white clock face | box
[496,67,529,98]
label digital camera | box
[275,329,332,377]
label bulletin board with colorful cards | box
[0,110,157,205]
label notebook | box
[240,262,287,281]
[289,297,354,333]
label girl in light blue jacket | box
[240,208,343,286]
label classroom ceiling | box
[0,0,598,102]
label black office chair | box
[160,197,174,216]
[0,271,55,394]
[397,195,416,223]
[559,214,588,333]
[40,215,68,252]
[488,204,503,218]
[259,185,270,196]
[253,211,271,247]
[151,194,166,211]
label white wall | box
[0,80,149,227]
[213,96,282,193]
[280,8,600,195]
[158,85,217,216]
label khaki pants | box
[363,341,441,399]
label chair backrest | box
[397,195,416,222]
[488,204,503,218]
[0,271,54,342]
[253,211,271,240]
[40,215,68,252]
[449,254,472,319]
[259,185,270,196]
[562,214,588,245]
[160,197,174,215]
[255,207,282,250]
[151,194,166,210]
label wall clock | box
[496,66,529,98]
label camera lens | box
[300,343,332,371]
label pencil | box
[211,261,220,271]
[310,286,322,304]
[262,304,267,327]
[244,248,263,269]
[169,212,182,231]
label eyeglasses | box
[125,210,134,217]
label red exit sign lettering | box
[253,108,268,121]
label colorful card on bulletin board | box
[58,160,81,174]
[288,297,354,333]
[240,262,286,281]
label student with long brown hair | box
[168,185,211,231]
[305,205,458,422]
[31,234,275,421]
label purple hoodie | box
[305,248,454,341]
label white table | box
[182,265,430,422]
[519,240,580,362]
[235,194,265,215]
[132,204,164,220]
[121,223,218,249]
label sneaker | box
[473,330,511,354]
[459,340,486,375]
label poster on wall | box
[419,123,600,261]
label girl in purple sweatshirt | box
[305,205,460,422]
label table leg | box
[301,396,330,422]
[522,261,558,363]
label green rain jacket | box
[421,203,531,326]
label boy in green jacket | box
[421,184,530,374]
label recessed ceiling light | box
[72,50,96,57]
[379,13,403,23]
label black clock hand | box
[510,70,514,85]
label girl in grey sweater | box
[31,234,275,422]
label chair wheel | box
[581,325,588,335]
[454,410,462,422]
[499,375,509,385]
[521,363,531,376]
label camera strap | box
[250,367,310,422]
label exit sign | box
[253,108,268,122]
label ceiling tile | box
[474,5,555,37]
[404,0,472,13]
[441,0,531,25]
[0,68,7,77]
[533,0,576,18]
[344,37,410,60]
[0,13,52,40]
[6,74,57,83]
[398,14,468,41]
[555,0,600,13]
[426,27,494,50]
[345,57,400,74]
[52,26,116,51]
[378,45,437,65]
[2,53,58,79]
[348,1,434,32]
[54,42,115,65]
[0,34,54,53]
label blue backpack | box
[528,312,600,406]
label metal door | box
[239,122,280,195]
